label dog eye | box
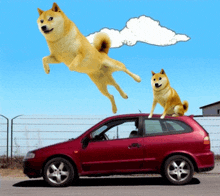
[154,79,156,81]
[40,19,44,23]
[159,77,162,80]
[48,17,53,21]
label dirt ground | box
[0,168,26,178]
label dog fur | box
[37,3,141,113]
[148,69,188,119]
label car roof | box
[103,113,194,121]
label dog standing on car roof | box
[148,69,189,119]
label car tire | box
[162,155,194,185]
[43,157,77,187]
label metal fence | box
[11,115,107,157]
[0,115,220,166]
[0,115,9,163]
[194,116,220,155]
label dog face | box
[151,69,169,91]
[37,3,65,42]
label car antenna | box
[138,109,142,113]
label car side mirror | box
[81,136,90,149]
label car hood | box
[32,138,78,153]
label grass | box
[0,156,25,178]
[0,156,23,169]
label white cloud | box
[86,15,190,48]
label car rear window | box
[144,119,193,136]
[163,120,193,133]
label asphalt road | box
[1,174,220,196]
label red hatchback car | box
[23,114,214,186]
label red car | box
[23,114,214,186]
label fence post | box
[0,115,9,166]
[11,115,23,163]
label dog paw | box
[148,115,152,118]
[122,93,128,99]
[43,64,50,74]
[133,74,141,83]
[112,108,117,114]
[112,105,117,114]
[160,115,165,119]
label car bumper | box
[195,151,215,172]
[23,160,42,178]
[198,165,214,172]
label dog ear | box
[151,71,155,76]
[52,2,61,12]
[160,69,165,74]
[37,8,44,15]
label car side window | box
[106,120,138,140]
[91,125,108,138]
[163,120,192,133]
[144,119,193,136]
[90,118,140,141]
[144,119,165,135]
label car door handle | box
[128,143,141,149]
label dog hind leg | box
[108,74,128,99]
[173,105,185,116]
[89,74,117,113]
[104,58,141,83]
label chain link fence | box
[0,115,9,160]
[1,115,220,166]
[194,116,220,155]
[11,115,107,157]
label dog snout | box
[41,25,47,31]
[155,83,162,88]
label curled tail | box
[182,101,189,113]
[93,32,111,54]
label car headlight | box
[24,152,35,160]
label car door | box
[142,118,194,171]
[80,118,144,172]
[142,118,171,170]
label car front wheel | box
[163,155,194,185]
[43,157,76,187]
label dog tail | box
[182,101,189,113]
[93,32,111,54]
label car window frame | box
[89,117,143,142]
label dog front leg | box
[42,55,60,74]
[148,100,157,118]
[161,103,170,119]
[68,54,83,71]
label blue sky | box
[0,0,220,119]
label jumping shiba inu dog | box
[148,69,188,119]
[37,3,141,113]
